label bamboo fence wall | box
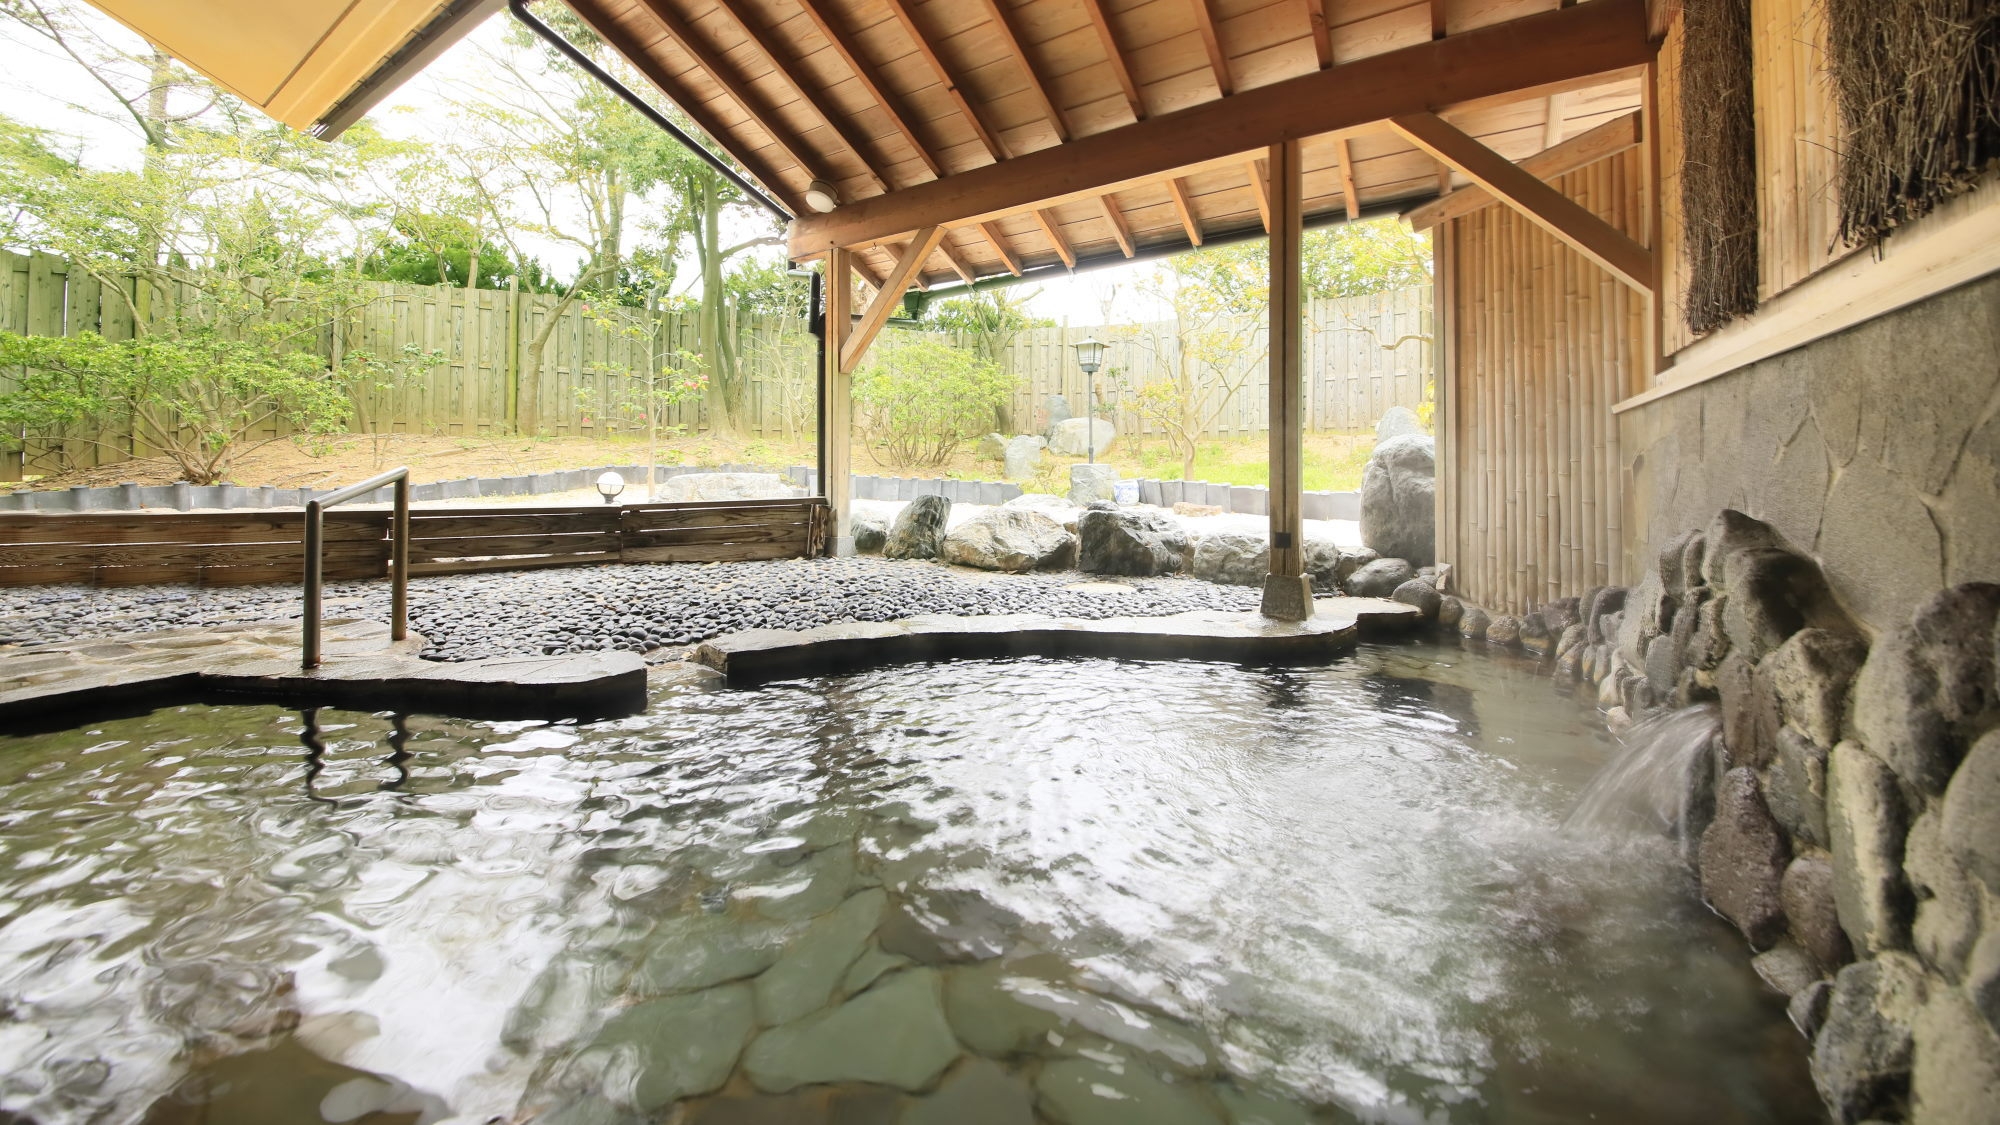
[2,247,1429,481]
[1441,147,1649,614]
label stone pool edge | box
[690,596,1423,682]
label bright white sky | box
[0,5,1168,323]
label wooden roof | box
[561,0,1654,286]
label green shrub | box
[854,337,1017,468]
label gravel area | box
[0,557,1264,663]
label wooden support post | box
[1261,138,1312,621]
[821,249,855,554]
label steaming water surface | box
[0,643,1818,1124]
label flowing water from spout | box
[1564,704,1722,841]
[0,645,1813,1124]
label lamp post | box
[1070,336,1106,463]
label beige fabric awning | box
[80,0,500,135]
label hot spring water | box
[0,644,1816,1124]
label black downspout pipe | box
[808,270,827,524]
[507,0,793,225]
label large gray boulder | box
[884,494,952,561]
[851,512,889,554]
[1360,434,1436,568]
[975,433,1006,461]
[1375,405,1424,442]
[1850,583,2000,797]
[1002,435,1043,481]
[1077,507,1188,576]
[1344,556,1414,598]
[1050,417,1116,457]
[1193,532,1267,586]
[1043,394,1072,439]
[940,509,1075,573]
[1698,767,1791,949]
[1068,463,1117,506]
[657,472,798,502]
[1003,492,1079,531]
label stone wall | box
[1442,510,1999,1124]
[1620,274,2000,635]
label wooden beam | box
[893,241,931,291]
[1247,158,1271,233]
[631,0,833,187]
[879,0,1009,161]
[1079,0,1145,121]
[937,235,979,285]
[713,0,892,192]
[979,221,1023,275]
[1336,137,1360,219]
[794,0,944,180]
[1543,91,1568,148]
[786,0,1652,257]
[1165,178,1204,245]
[1032,209,1076,268]
[566,1,807,215]
[842,227,943,372]
[820,248,853,547]
[1097,196,1135,256]
[1436,160,1453,194]
[1263,137,1307,613]
[1647,0,1681,40]
[972,0,1071,141]
[1387,111,1652,291]
[1403,110,1641,231]
[1431,0,1449,39]
[1303,0,1332,69]
[1189,0,1234,96]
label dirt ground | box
[16,428,1382,494]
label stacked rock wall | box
[1445,509,1999,1123]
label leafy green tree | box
[0,329,352,483]
[855,336,1019,468]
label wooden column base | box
[1259,573,1315,621]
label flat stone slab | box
[0,619,645,726]
[691,597,1421,682]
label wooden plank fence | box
[0,499,828,587]
[3,247,1429,483]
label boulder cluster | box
[1443,509,2000,1125]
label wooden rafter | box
[972,0,1071,141]
[1189,0,1234,96]
[1166,177,1204,245]
[1303,0,1331,69]
[793,0,944,180]
[1097,195,1134,256]
[878,0,1009,161]
[632,0,833,186]
[1431,0,1448,39]
[1403,110,1640,231]
[1247,157,1271,232]
[566,1,807,215]
[1032,209,1076,268]
[1336,137,1360,219]
[843,227,944,371]
[1388,111,1652,291]
[1079,0,1144,122]
[979,221,1023,275]
[786,0,1653,256]
[713,0,891,192]
[936,235,979,285]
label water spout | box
[1565,704,1721,848]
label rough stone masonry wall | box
[1440,509,2000,1124]
[1619,273,2000,635]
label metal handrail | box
[303,467,410,669]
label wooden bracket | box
[1403,111,1640,232]
[1389,112,1653,293]
[840,227,944,372]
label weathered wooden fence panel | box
[3,247,1429,483]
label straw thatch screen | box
[1678,0,1761,334]
[1823,0,2000,246]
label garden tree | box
[726,260,816,441]
[579,265,708,499]
[1130,246,1270,480]
[920,288,1049,432]
[854,335,1019,469]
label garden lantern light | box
[1071,336,1106,463]
[596,471,626,504]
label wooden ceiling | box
[560,0,1653,287]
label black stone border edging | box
[5,466,1360,520]
[690,599,1423,684]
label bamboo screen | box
[1440,148,1650,615]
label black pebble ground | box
[0,557,1264,663]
